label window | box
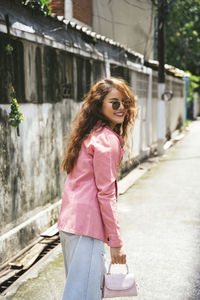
[110,65,130,84]
[0,33,25,103]
[43,47,73,102]
[93,60,103,83]
[43,46,60,102]
[59,51,73,99]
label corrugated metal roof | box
[0,0,188,78]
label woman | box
[58,77,137,300]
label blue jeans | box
[59,231,105,300]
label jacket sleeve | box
[91,132,123,247]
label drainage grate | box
[0,270,25,294]
[0,234,60,296]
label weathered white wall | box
[166,77,185,135]
[126,68,185,162]
[0,35,84,238]
[193,91,200,118]
[0,99,81,235]
[93,0,154,60]
[130,67,152,159]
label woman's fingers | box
[110,247,127,264]
[111,254,126,264]
[118,253,126,264]
[120,253,126,264]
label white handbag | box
[103,263,138,298]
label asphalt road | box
[8,120,200,300]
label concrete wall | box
[0,32,105,264]
[130,69,185,158]
[0,100,73,234]
[193,91,200,118]
[0,34,84,235]
[166,77,185,135]
[93,0,154,60]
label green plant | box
[21,0,51,16]
[9,97,24,136]
[5,41,24,136]
[187,71,200,103]
[5,44,13,55]
[185,119,191,127]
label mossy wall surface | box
[0,32,104,235]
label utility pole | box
[158,0,165,84]
[157,0,166,155]
[152,0,177,154]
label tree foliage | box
[187,72,200,102]
[165,0,200,75]
[21,0,51,16]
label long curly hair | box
[62,77,138,173]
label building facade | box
[50,0,154,60]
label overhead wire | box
[107,0,115,40]
[92,13,153,29]
[123,0,152,10]
[93,0,154,60]
[143,2,154,60]
[92,0,155,61]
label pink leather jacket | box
[57,123,125,247]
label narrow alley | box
[7,120,200,300]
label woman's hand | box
[110,246,126,264]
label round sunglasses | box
[112,99,131,110]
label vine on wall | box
[4,1,51,135]
[9,96,24,137]
[5,44,23,136]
